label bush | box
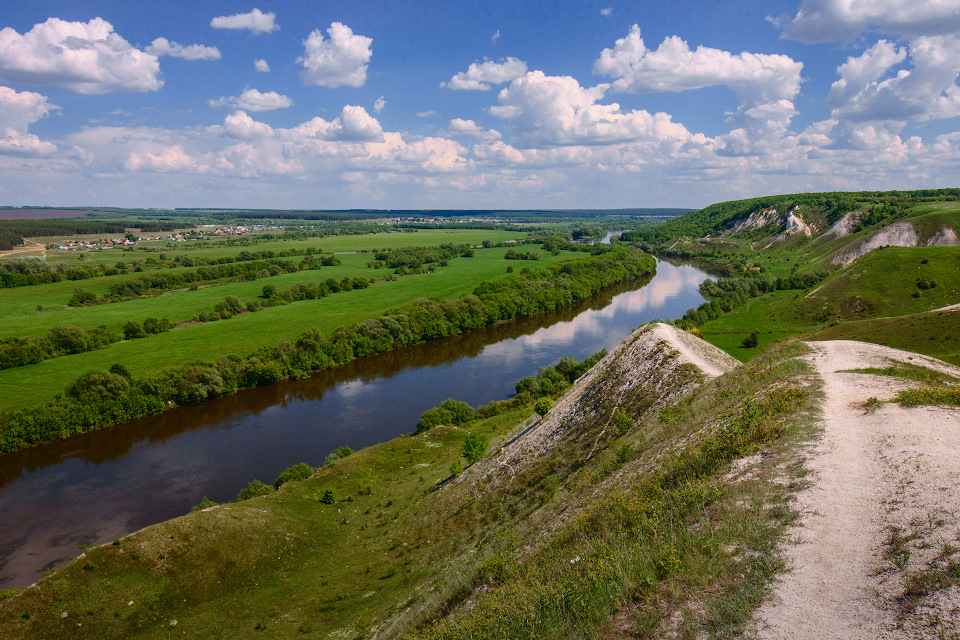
[190,497,218,512]
[123,320,147,340]
[319,489,336,504]
[462,432,487,465]
[68,288,97,306]
[449,459,463,477]
[534,397,553,417]
[323,446,354,465]
[142,317,171,334]
[440,399,475,425]
[416,406,452,434]
[236,480,274,501]
[274,462,315,489]
[741,330,760,349]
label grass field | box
[0,243,583,411]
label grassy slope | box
[0,337,816,640]
[0,247,582,411]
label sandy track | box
[0,240,46,259]
[648,323,740,378]
[753,340,960,639]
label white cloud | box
[254,59,270,73]
[826,35,960,123]
[442,57,528,90]
[298,22,373,88]
[210,9,278,35]
[776,0,960,43]
[594,25,802,106]
[221,110,274,139]
[491,29,500,45]
[209,88,293,111]
[491,70,692,147]
[0,85,58,156]
[0,85,57,132]
[444,118,502,141]
[600,7,614,17]
[146,37,220,61]
[416,110,436,117]
[126,144,200,172]
[374,96,385,113]
[285,105,384,142]
[0,18,162,93]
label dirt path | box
[0,240,46,260]
[648,323,739,378]
[753,340,960,639]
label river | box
[0,260,712,588]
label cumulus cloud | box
[594,25,802,106]
[374,96,385,113]
[285,105,384,142]
[146,37,220,61]
[444,118,502,141]
[254,59,270,72]
[126,144,200,172]
[209,88,293,111]
[221,110,274,139]
[0,18,162,93]
[442,57,528,90]
[210,9,278,34]
[0,85,58,155]
[826,36,960,123]
[298,22,372,88]
[491,70,691,147]
[775,0,960,43]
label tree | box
[275,463,315,489]
[440,399,475,425]
[741,330,760,349]
[416,406,452,433]
[123,321,147,340]
[534,397,553,417]
[236,480,274,501]
[462,432,487,465]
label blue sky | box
[2,1,960,209]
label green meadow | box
[0,240,583,411]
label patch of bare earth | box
[752,340,960,639]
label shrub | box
[68,288,97,306]
[534,397,553,417]
[741,330,760,349]
[462,432,487,465]
[449,459,463,477]
[123,321,147,340]
[274,462,315,489]
[440,399,475,425]
[416,406,452,434]
[142,317,171,334]
[319,489,336,504]
[190,497,218,512]
[323,446,354,465]
[236,480,274,501]
[109,363,132,379]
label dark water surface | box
[0,260,712,588]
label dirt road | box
[753,340,960,639]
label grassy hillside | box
[0,329,816,640]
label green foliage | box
[417,407,452,434]
[324,445,354,465]
[534,397,553,417]
[462,432,487,465]
[190,497,218,512]
[894,386,960,407]
[741,330,760,348]
[68,288,98,306]
[516,350,607,400]
[236,480,274,501]
[274,463,315,489]
[122,320,147,340]
[319,489,336,504]
[440,399,475,425]
[449,458,463,477]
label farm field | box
[0,229,589,411]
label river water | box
[0,260,712,588]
